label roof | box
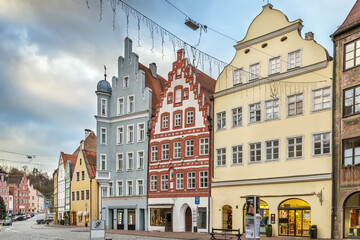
[192,66,216,110]
[7,175,23,186]
[333,0,360,36]
[73,131,97,155]
[60,152,77,169]
[140,63,166,114]
[84,150,97,178]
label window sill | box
[264,117,280,122]
[248,121,262,126]
[215,165,227,168]
[286,157,304,161]
[231,124,243,129]
[231,163,243,166]
[286,113,304,119]
[312,153,331,158]
[265,159,279,162]
[137,168,144,171]
[343,112,360,118]
[116,143,123,146]
[127,142,134,144]
[311,108,331,114]
[137,140,145,143]
[126,169,134,172]
[215,128,227,132]
[248,161,262,164]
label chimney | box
[85,129,91,139]
[80,140,85,150]
[149,63,157,79]
[124,37,132,59]
[305,32,314,40]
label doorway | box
[185,207,192,232]
[117,209,124,230]
[222,205,233,230]
[128,209,136,230]
[165,212,173,232]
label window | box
[232,107,242,127]
[249,103,261,123]
[81,171,85,181]
[86,190,90,200]
[344,85,360,116]
[174,142,181,159]
[269,56,281,75]
[312,87,331,111]
[249,142,261,162]
[118,98,124,115]
[150,175,157,191]
[199,171,208,188]
[127,125,134,143]
[100,128,107,144]
[137,151,144,169]
[186,111,194,125]
[265,99,279,120]
[81,190,84,200]
[76,191,80,201]
[232,145,243,164]
[162,144,169,160]
[161,174,168,191]
[151,146,158,162]
[184,90,189,99]
[167,93,173,104]
[216,148,226,166]
[101,98,107,116]
[287,136,303,159]
[100,154,106,170]
[344,137,360,166]
[138,123,145,142]
[249,63,260,80]
[287,93,303,116]
[186,139,194,157]
[127,152,134,170]
[176,68,181,77]
[117,126,124,145]
[162,115,169,129]
[72,192,75,201]
[313,132,330,156]
[176,173,184,189]
[174,113,181,127]
[233,68,244,85]
[288,49,301,69]
[127,181,133,196]
[200,138,209,155]
[123,76,129,88]
[265,140,279,161]
[117,153,123,171]
[117,181,123,196]
[137,180,144,195]
[175,89,181,103]
[187,172,196,189]
[76,172,80,181]
[344,40,360,70]
[217,111,226,130]
[128,95,134,113]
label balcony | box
[96,171,111,183]
[341,165,360,186]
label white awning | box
[83,211,89,216]
[77,211,82,216]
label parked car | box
[14,216,24,221]
[3,220,12,226]
[37,214,45,224]
[30,213,35,217]
[26,214,31,219]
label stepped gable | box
[73,131,96,155]
[7,175,23,187]
[333,0,360,36]
[140,63,166,114]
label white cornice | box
[95,110,149,123]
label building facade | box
[212,4,333,238]
[95,37,165,231]
[0,170,9,212]
[53,169,58,222]
[57,153,66,220]
[148,49,215,233]
[8,175,29,214]
[29,183,37,213]
[332,1,360,239]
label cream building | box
[212,4,333,238]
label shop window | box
[198,207,207,229]
[222,205,232,230]
[150,208,172,226]
[344,192,360,237]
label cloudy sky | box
[0,0,356,173]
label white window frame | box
[216,148,226,167]
[312,132,331,157]
[287,93,304,117]
[199,138,209,155]
[268,56,281,75]
[151,145,158,162]
[249,102,261,123]
[127,95,135,113]
[100,127,107,145]
[100,154,107,171]
[123,76,129,88]
[117,181,123,196]
[185,139,194,157]
[137,179,144,195]
[265,139,280,161]
[127,125,134,144]
[186,111,194,124]
[162,144,169,160]
[216,111,226,130]
[150,175,157,191]
[249,62,260,80]
[249,142,262,163]
[187,172,196,189]
[287,49,302,70]
[137,151,144,170]
[126,180,133,196]
[137,122,145,142]
[233,68,244,85]
[264,99,280,120]
[311,86,331,112]
[199,171,208,188]
[345,40,360,70]
[162,115,169,129]
[287,135,304,159]
[175,89,181,103]
[117,126,124,145]
[116,153,123,171]
[117,97,124,115]
[174,141,181,159]
[232,145,243,165]
[126,152,134,171]
[176,173,184,189]
[101,98,107,117]
[232,106,243,127]
[161,174,168,191]
[174,113,181,127]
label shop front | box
[344,192,360,238]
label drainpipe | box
[208,96,214,233]
[90,178,92,223]
[146,118,152,231]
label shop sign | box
[195,195,200,205]
[304,211,310,220]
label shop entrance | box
[222,205,232,230]
[243,200,269,234]
[117,209,124,230]
[165,212,173,232]
[344,192,360,238]
[128,209,136,230]
[278,199,311,237]
[185,207,192,232]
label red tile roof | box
[192,66,216,112]
[139,63,166,114]
[60,152,77,169]
[84,150,97,179]
[73,131,97,155]
[334,0,360,36]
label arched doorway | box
[278,199,311,237]
[344,192,360,238]
[243,200,269,234]
[185,207,192,232]
[222,205,232,230]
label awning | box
[83,211,89,216]
[77,211,82,216]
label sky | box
[0,0,356,174]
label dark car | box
[30,213,35,217]
[3,220,12,226]
[14,216,24,221]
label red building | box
[8,175,29,214]
[0,169,9,212]
[148,49,215,233]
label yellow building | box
[212,4,332,238]
[70,141,99,226]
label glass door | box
[289,210,296,236]
[295,210,302,236]
[117,209,124,230]
[128,209,136,230]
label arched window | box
[222,205,232,230]
[344,192,360,238]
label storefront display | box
[117,209,124,230]
[128,209,136,230]
[150,208,171,226]
[222,205,232,229]
[244,200,269,234]
[344,192,360,238]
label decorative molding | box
[95,110,149,123]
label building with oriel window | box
[212,4,333,238]
[148,49,215,233]
[95,37,165,231]
[332,1,360,239]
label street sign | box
[195,195,200,205]
[90,220,105,240]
